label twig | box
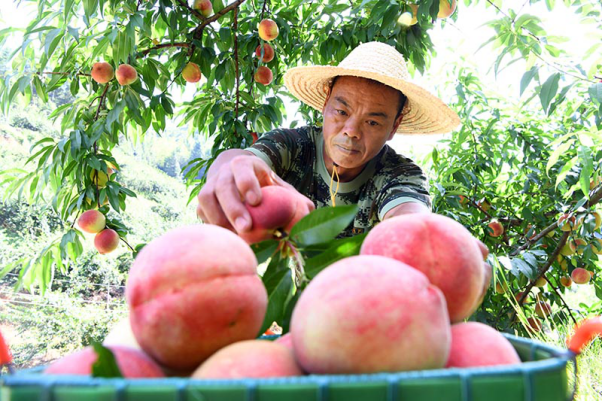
[139,42,190,58]
[120,236,136,252]
[192,0,248,39]
[234,7,240,122]
[37,71,91,77]
[261,0,270,20]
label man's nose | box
[343,116,361,138]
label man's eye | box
[336,109,347,116]
[368,120,379,126]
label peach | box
[487,219,504,237]
[593,238,602,255]
[495,282,508,294]
[534,276,547,287]
[275,332,293,349]
[437,0,457,18]
[409,4,419,25]
[91,62,114,84]
[291,255,451,374]
[560,277,572,287]
[258,18,279,41]
[193,0,212,17]
[535,301,552,318]
[593,212,601,230]
[396,12,413,27]
[558,213,577,231]
[45,345,164,378]
[182,62,202,83]
[239,186,311,244]
[126,225,267,371]
[90,170,110,187]
[254,66,273,85]
[77,210,106,234]
[560,240,577,256]
[103,317,140,350]
[514,291,530,305]
[360,213,484,323]
[255,43,275,63]
[192,340,302,379]
[477,198,491,212]
[445,322,520,368]
[527,317,542,332]
[94,228,120,254]
[571,268,591,284]
[115,64,138,85]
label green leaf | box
[539,73,560,114]
[305,233,367,279]
[289,205,358,247]
[546,139,573,174]
[579,146,593,196]
[251,240,279,265]
[90,342,123,378]
[259,269,293,335]
[511,258,536,280]
[520,67,538,96]
[589,83,602,105]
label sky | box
[0,0,598,161]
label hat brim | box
[283,65,461,135]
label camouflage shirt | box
[245,126,431,238]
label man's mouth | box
[335,144,359,154]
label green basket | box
[0,334,576,401]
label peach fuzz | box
[192,340,303,379]
[239,186,311,244]
[126,225,267,371]
[291,255,451,374]
[45,345,164,378]
[360,213,484,323]
[445,322,521,368]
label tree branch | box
[234,6,240,123]
[139,42,190,58]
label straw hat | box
[283,41,460,135]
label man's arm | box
[383,201,430,219]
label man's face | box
[322,76,403,174]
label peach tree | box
[0,0,601,336]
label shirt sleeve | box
[243,128,300,177]
[374,151,432,221]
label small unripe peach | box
[182,62,202,83]
[91,62,114,84]
[397,12,413,27]
[534,276,547,287]
[95,228,120,254]
[255,43,275,63]
[487,220,504,237]
[560,277,572,287]
[571,268,591,284]
[560,240,577,256]
[90,170,110,187]
[495,282,507,294]
[592,212,601,230]
[258,19,279,41]
[193,0,213,17]
[78,210,106,234]
[254,66,273,85]
[116,64,138,86]
[514,291,529,305]
[477,198,491,212]
[558,214,577,232]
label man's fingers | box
[214,173,253,232]
[197,187,236,231]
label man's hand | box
[196,152,310,234]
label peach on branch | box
[558,213,577,232]
[574,238,587,255]
[254,66,273,85]
[291,255,451,374]
[534,276,547,287]
[77,210,106,234]
[192,340,302,379]
[495,282,508,294]
[560,277,572,287]
[45,345,164,378]
[193,0,213,17]
[94,228,120,254]
[91,62,114,84]
[437,0,457,18]
[477,198,491,212]
[126,225,267,371]
[90,170,110,187]
[115,64,138,85]
[527,317,542,332]
[182,62,202,83]
[255,43,275,63]
[258,18,279,41]
[396,12,413,27]
[560,240,577,256]
[535,301,552,318]
[360,213,484,323]
[445,322,520,368]
[487,219,504,237]
[238,186,311,244]
[571,267,591,284]
[514,291,530,305]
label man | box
[196,41,464,237]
